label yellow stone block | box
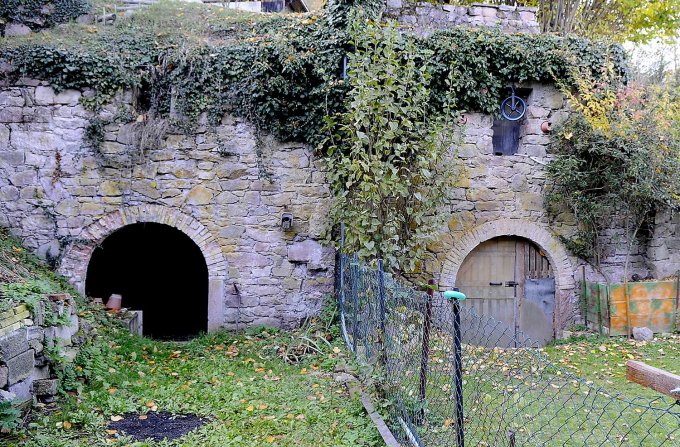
[15,310,30,320]
[13,304,28,314]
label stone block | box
[0,328,28,360]
[28,338,43,353]
[0,150,25,166]
[186,185,214,205]
[5,23,32,37]
[34,86,55,105]
[632,327,653,341]
[287,240,323,264]
[32,378,58,396]
[7,349,34,385]
[0,92,24,107]
[0,389,16,402]
[8,377,32,402]
[30,365,50,381]
[54,89,81,106]
[0,365,7,388]
[0,107,22,123]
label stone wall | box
[0,80,334,331]
[0,2,666,333]
[0,295,82,405]
[648,211,680,280]
[431,82,653,329]
[0,75,656,333]
[385,1,540,36]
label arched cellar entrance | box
[85,222,209,339]
[456,236,555,346]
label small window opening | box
[492,88,532,156]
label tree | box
[323,19,460,273]
[546,69,680,280]
[460,1,680,42]
[537,0,680,42]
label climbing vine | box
[0,0,90,33]
[324,18,461,273]
[1,1,625,147]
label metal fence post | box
[444,288,466,447]
[338,224,345,312]
[418,279,435,420]
[377,259,387,349]
[351,253,359,354]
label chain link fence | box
[337,253,680,447]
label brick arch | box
[439,218,576,332]
[57,205,227,331]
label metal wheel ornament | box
[501,87,526,121]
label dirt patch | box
[109,412,207,441]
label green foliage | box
[4,325,380,447]
[324,19,461,273]
[546,80,680,272]
[524,0,680,43]
[0,400,22,433]
[0,0,90,33]
[0,1,626,149]
[0,229,78,322]
[422,27,627,115]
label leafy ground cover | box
[544,332,680,400]
[0,228,78,318]
[3,320,381,446]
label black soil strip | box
[109,412,207,441]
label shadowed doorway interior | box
[85,222,208,339]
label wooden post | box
[624,278,632,339]
[674,274,679,331]
[581,266,587,329]
[626,360,680,400]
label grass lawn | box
[3,321,381,447]
[543,332,680,400]
[364,328,680,447]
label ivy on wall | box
[0,0,90,33]
[0,0,626,149]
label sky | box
[625,39,679,79]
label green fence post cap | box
[443,290,466,301]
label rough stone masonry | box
[1,1,678,335]
[0,296,84,404]
[0,84,334,331]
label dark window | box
[492,88,532,156]
[492,118,521,156]
[262,0,285,12]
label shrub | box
[547,73,680,276]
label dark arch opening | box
[85,222,208,339]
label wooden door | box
[456,237,554,346]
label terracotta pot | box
[541,121,552,133]
[106,294,122,311]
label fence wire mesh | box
[337,253,680,447]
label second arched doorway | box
[85,222,209,339]
[456,236,555,345]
